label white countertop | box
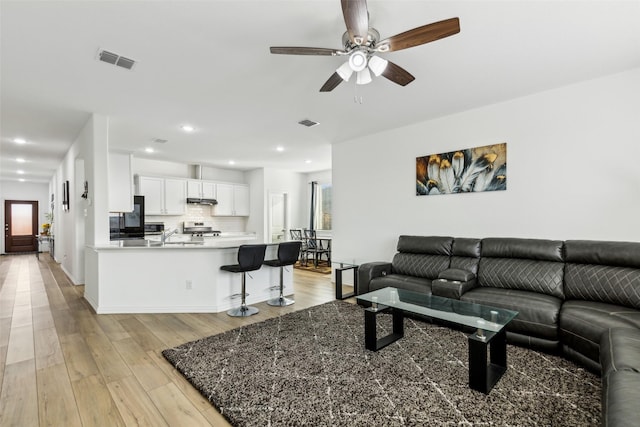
[91,234,261,250]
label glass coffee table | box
[357,287,518,394]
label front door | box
[4,200,38,253]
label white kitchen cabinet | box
[214,183,234,215]
[136,176,186,215]
[233,185,250,216]
[212,183,249,216]
[164,178,187,215]
[108,153,133,212]
[187,180,216,199]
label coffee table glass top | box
[357,287,518,333]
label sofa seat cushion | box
[600,328,640,377]
[602,370,640,427]
[369,274,431,294]
[460,287,561,340]
[560,300,640,366]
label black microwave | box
[110,195,145,239]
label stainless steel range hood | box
[186,197,218,205]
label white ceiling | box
[2,0,639,184]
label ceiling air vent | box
[97,49,136,70]
[298,119,319,127]
[152,138,168,144]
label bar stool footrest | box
[229,292,249,299]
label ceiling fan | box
[270,0,460,92]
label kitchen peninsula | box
[84,240,291,314]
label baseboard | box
[95,305,221,314]
[60,264,83,286]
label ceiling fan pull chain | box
[353,82,364,104]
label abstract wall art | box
[416,143,507,196]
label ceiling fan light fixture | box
[368,55,388,76]
[356,68,372,85]
[348,50,368,72]
[336,61,354,81]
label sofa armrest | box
[438,268,476,282]
[432,277,477,300]
[357,262,392,295]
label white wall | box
[263,168,307,240]
[245,168,265,242]
[333,68,640,264]
[49,114,110,285]
[55,132,80,282]
[0,180,50,254]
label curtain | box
[309,181,317,231]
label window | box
[314,184,332,230]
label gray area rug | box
[162,301,600,426]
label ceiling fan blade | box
[378,17,460,52]
[270,47,343,56]
[341,0,369,45]
[320,72,344,92]
[381,61,415,86]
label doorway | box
[4,200,38,253]
[269,192,288,243]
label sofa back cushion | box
[450,238,481,275]
[392,236,453,279]
[396,235,453,255]
[478,238,565,298]
[564,240,640,309]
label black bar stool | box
[220,244,267,317]
[263,241,301,306]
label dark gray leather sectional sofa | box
[358,236,640,427]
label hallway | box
[0,254,334,426]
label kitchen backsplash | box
[146,204,248,233]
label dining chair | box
[289,229,307,263]
[304,230,331,268]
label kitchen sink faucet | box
[161,228,179,243]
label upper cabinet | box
[213,183,249,216]
[187,180,216,199]
[136,176,186,215]
[233,185,250,216]
[108,153,133,212]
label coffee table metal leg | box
[468,328,508,394]
[365,307,404,351]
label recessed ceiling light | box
[17,170,25,174]
[14,138,26,144]
[19,178,25,182]
[305,160,312,164]
[228,160,235,165]
[145,147,154,153]
[16,158,25,163]
[276,146,284,152]
[181,124,195,132]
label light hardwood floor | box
[0,253,340,426]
